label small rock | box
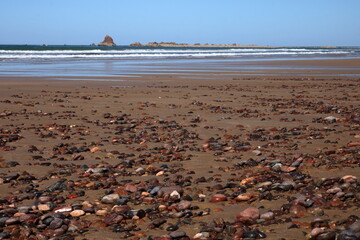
[235,193,253,201]
[290,205,306,217]
[104,213,124,226]
[342,175,357,184]
[96,209,108,216]
[316,231,336,240]
[54,206,72,213]
[311,228,324,238]
[236,207,260,224]
[149,218,167,228]
[38,204,51,211]
[90,147,101,153]
[157,186,183,197]
[193,232,210,239]
[169,230,186,238]
[70,210,85,217]
[260,211,275,220]
[156,171,164,176]
[177,200,191,210]
[348,221,360,233]
[337,230,360,240]
[124,183,137,193]
[101,194,120,204]
[324,116,336,123]
[170,190,180,200]
[48,218,63,229]
[252,150,262,156]
[348,142,360,147]
[210,194,227,203]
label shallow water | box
[0,45,360,78]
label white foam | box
[0,48,349,60]
[0,48,340,55]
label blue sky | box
[1,0,359,46]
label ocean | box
[1,45,359,60]
[1,45,359,78]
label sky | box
[0,0,359,46]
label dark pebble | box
[166,225,179,231]
[0,232,10,239]
[316,231,336,240]
[337,230,360,240]
[348,221,360,233]
[169,230,186,238]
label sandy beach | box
[0,58,359,240]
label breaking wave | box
[0,46,356,61]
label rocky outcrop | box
[98,35,116,47]
[129,41,266,48]
[130,42,144,47]
[129,42,143,47]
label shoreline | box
[1,58,360,80]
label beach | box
[0,57,359,240]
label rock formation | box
[129,42,143,47]
[98,35,116,47]
[128,41,267,48]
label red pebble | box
[210,194,227,203]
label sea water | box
[0,45,359,78]
[1,45,359,60]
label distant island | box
[93,35,336,48]
[97,35,116,47]
[130,41,267,48]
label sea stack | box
[98,35,116,47]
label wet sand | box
[0,58,359,240]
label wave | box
[0,50,350,59]
[0,47,355,61]
[0,48,342,54]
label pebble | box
[236,207,260,224]
[170,190,181,200]
[95,209,108,216]
[324,116,336,122]
[90,146,101,153]
[235,193,253,201]
[103,213,124,226]
[210,194,227,203]
[176,200,192,210]
[37,204,51,211]
[149,218,167,228]
[252,150,262,156]
[166,225,179,231]
[157,186,183,197]
[156,171,165,176]
[70,210,85,217]
[193,232,210,239]
[316,231,336,240]
[341,175,357,184]
[348,221,360,233]
[101,194,120,204]
[290,205,306,217]
[54,206,73,213]
[337,230,360,240]
[311,227,325,238]
[169,230,187,238]
[124,183,137,193]
[260,211,275,220]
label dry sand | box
[0,58,359,240]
